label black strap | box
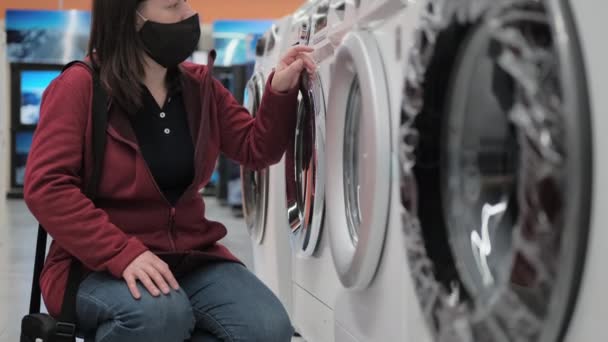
[29,223,48,314]
[58,60,108,328]
[28,60,108,335]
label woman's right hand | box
[122,251,180,299]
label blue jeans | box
[76,262,293,342]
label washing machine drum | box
[284,73,326,257]
[401,1,592,341]
[242,73,269,244]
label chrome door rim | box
[285,72,326,257]
[241,72,269,244]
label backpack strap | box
[66,61,109,200]
[29,224,47,314]
[28,60,108,340]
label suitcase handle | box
[21,313,75,342]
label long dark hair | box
[88,0,146,114]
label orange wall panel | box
[2,1,303,22]
[192,1,303,21]
[61,0,88,11]
[1,0,58,18]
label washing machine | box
[324,1,433,341]
[241,15,296,320]
[397,0,604,341]
[281,1,348,341]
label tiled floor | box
[0,196,306,341]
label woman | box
[23,0,315,341]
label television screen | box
[14,131,34,187]
[6,9,91,64]
[212,20,273,66]
[20,70,60,125]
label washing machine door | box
[326,31,391,289]
[241,72,269,244]
[400,1,592,340]
[284,72,326,257]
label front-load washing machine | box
[241,15,296,320]
[398,0,603,341]
[325,1,431,341]
[282,1,345,341]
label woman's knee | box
[128,289,195,338]
[244,300,293,342]
[78,282,195,342]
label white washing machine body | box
[264,15,295,75]
[395,0,604,341]
[242,15,296,320]
[327,0,359,48]
[325,1,432,341]
[281,1,352,341]
[563,1,608,340]
[356,0,407,25]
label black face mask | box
[137,12,201,68]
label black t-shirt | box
[131,85,195,206]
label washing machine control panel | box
[286,13,312,48]
[327,0,358,48]
[298,21,311,46]
[309,0,335,64]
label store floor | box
[0,197,303,341]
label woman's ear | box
[134,1,149,31]
[135,11,146,31]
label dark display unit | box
[213,64,253,104]
[7,63,63,198]
[207,64,254,210]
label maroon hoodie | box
[23,62,298,317]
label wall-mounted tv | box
[8,63,62,196]
[212,20,273,66]
[6,9,91,64]
[11,130,34,188]
[11,63,63,129]
[20,69,61,125]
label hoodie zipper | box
[168,207,177,251]
[115,125,201,252]
[158,72,207,251]
[135,148,183,252]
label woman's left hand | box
[271,46,316,93]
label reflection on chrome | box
[241,73,268,244]
[288,205,301,232]
[285,72,326,256]
[471,201,508,286]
